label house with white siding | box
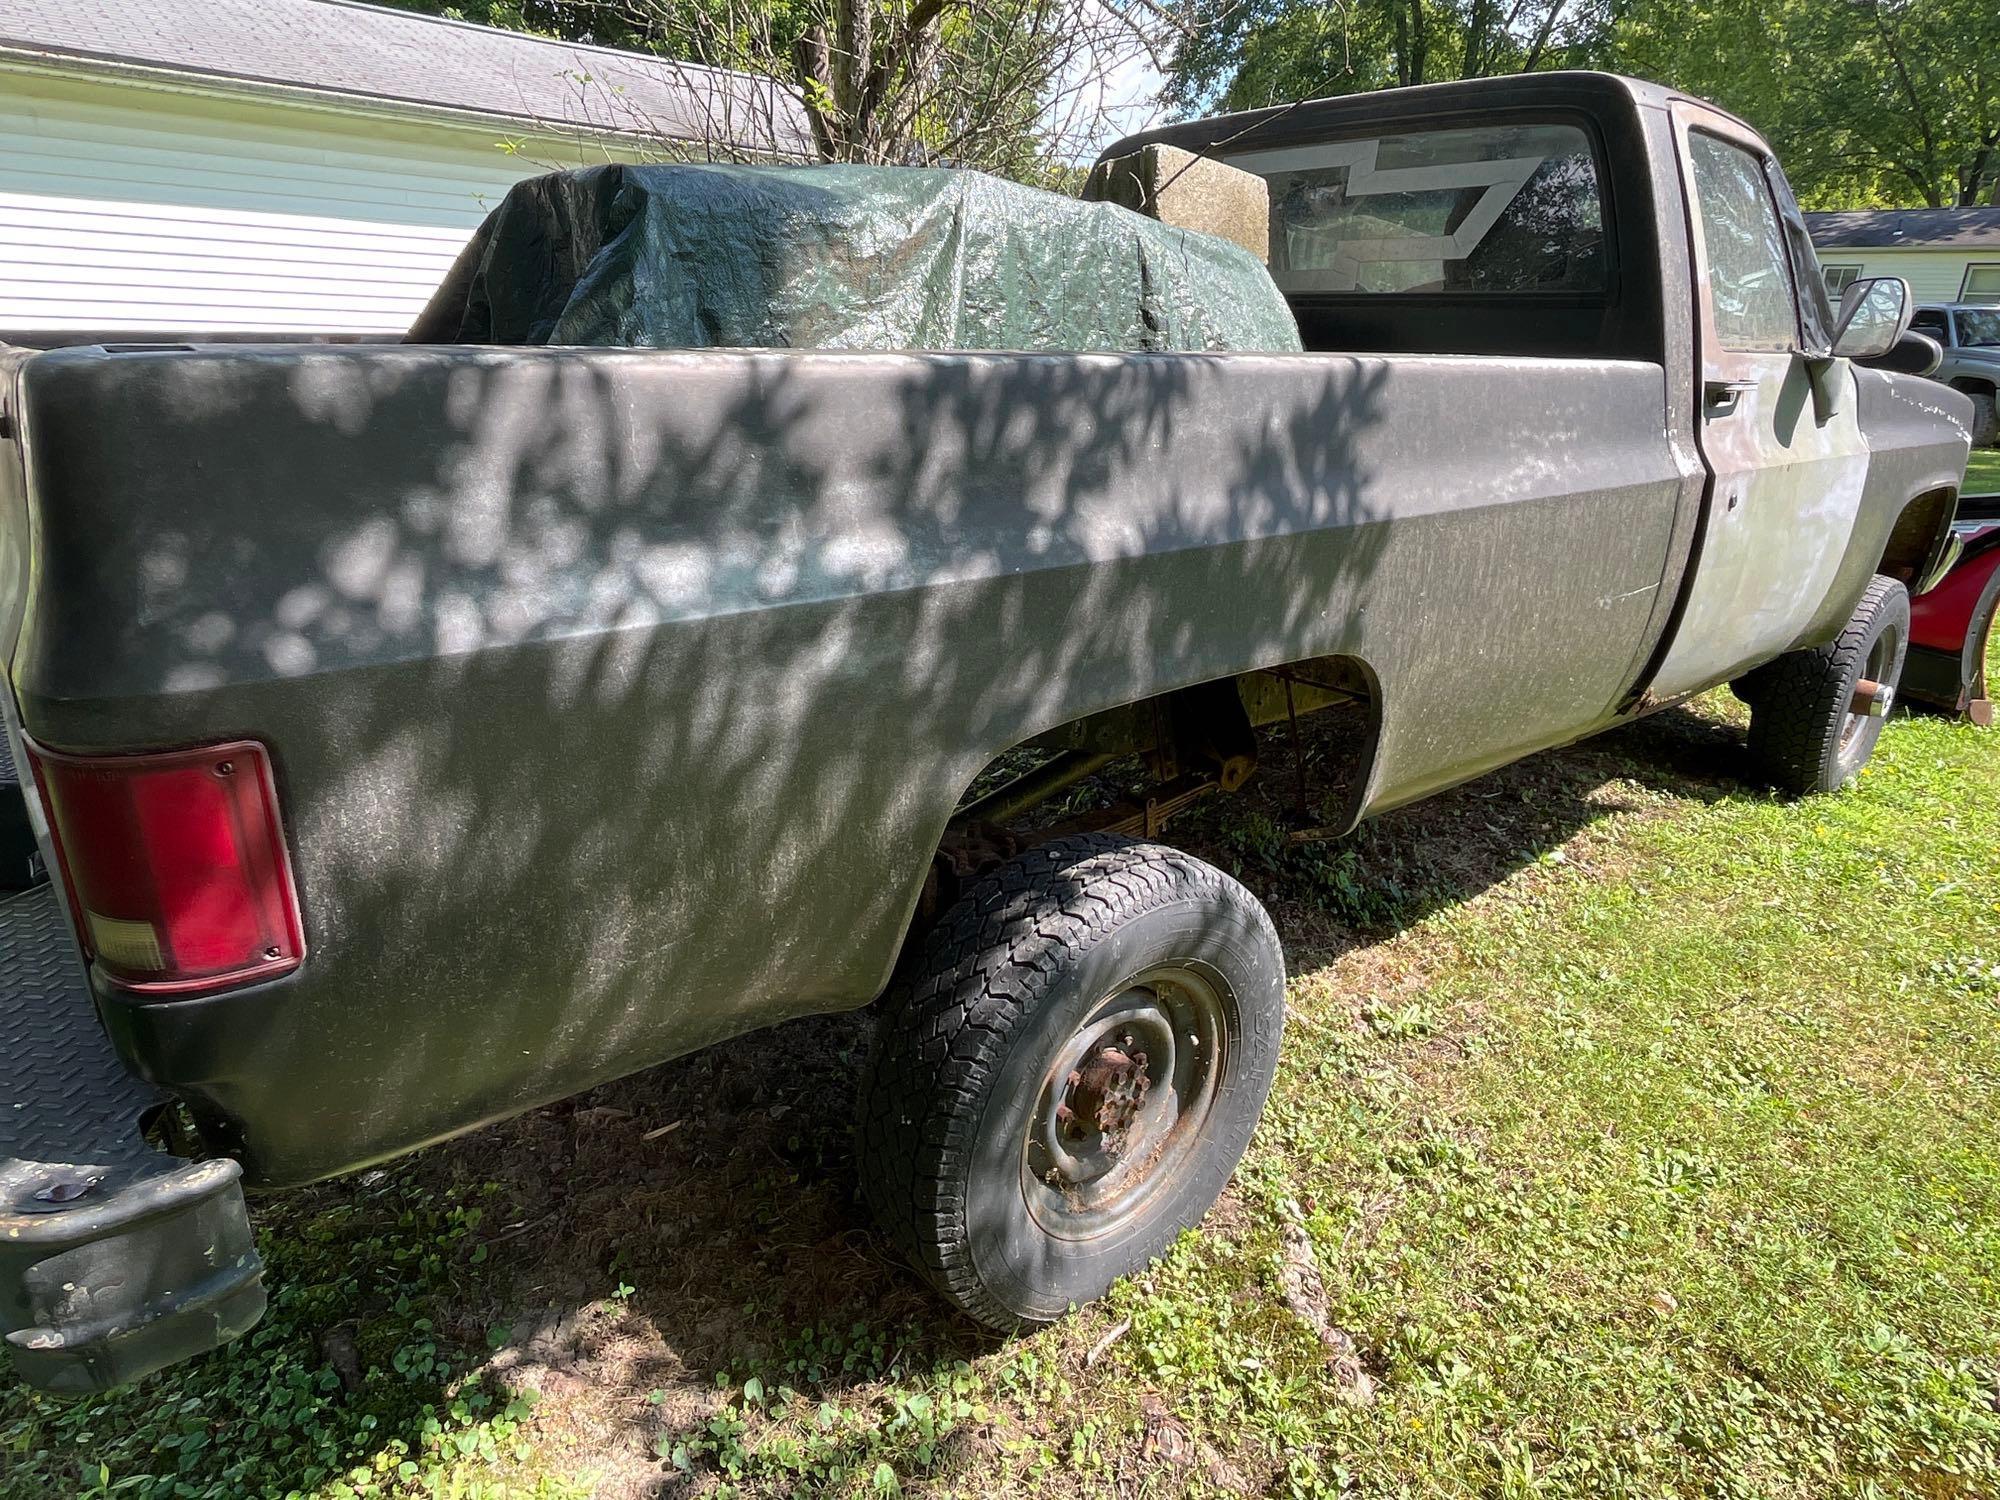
[1805,208,2000,308]
[0,0,810,338]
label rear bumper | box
[1,884,264,1394]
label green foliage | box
[1966,448,2000,491]
[655,1337,985,1493]
[1097,678,2000,1495]
[371,1,615,45]
[12,665,2000,1497]
[0,1171,571,1499]
[371,0,694,55]
[1609,0,2000,207]
[1164,0,1998,209]
[1162,0,1609,115]
[1215,809,1420,927]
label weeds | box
[0,1173,565,1498]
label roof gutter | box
[1810,242,2000,253]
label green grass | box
[5,658,1999,1498]
[1965,446,2000,494]
[1121,719,2000,1497]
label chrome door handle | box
[1703,378,1756,413]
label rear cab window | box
[1225,122,1608,297]
[1213,116,1630,359]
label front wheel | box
[1965,389,1998,449]
[1746,574,1909,795]
[857,834,1284,1328]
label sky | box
[1046,5,1172,162]
[1096,43,1171,140]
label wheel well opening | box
[1878,486,1957,587]
[920,657,1382,929]
[1948,377,1997,397]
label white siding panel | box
[1815,249,1975,306]
[0,70,643,333]
[0,188,472,330]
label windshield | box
[1959,309,2000,347]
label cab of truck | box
[1107,72,1966,706]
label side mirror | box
[1868,330,1945,377]
[1830,276,1913,360]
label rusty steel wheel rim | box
[1840,629,1899,753]
[1021,963,1229,1241]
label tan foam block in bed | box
[1082,144,1271,264]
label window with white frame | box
[1963,264,2000,304]
[1823,265,1862,297]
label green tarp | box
[407,162,1301,354]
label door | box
[1645,106,1871,701]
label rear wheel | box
[857,834,1284,1327]
[1746,575,1909,795]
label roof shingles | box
[1805,206,2000,251]
[0,0,811,154]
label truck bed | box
[3,341,1704,1183]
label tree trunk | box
[794,26,841,160]
[1398,0,1428,87]
[1462,0,1489,78]
[1518,0,1568,74]
[833,0,874,158]
[1961,132,1998,206]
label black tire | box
[1746,574,1909,795]
[1965,390,1998,449]
[857,833,1284,1328]
[1727,663,1772,707]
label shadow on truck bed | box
[6,335,1770,1495]
[24,343,1411,1191]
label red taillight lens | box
[24,738,305,994]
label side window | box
[1687,132,1798,351]
[1958,308,2000,347]
[1909,309,1950,343]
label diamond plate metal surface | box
[1,885,167,1210]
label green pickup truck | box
[0,71,1971,1392]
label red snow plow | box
[1905,492,2000,725]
